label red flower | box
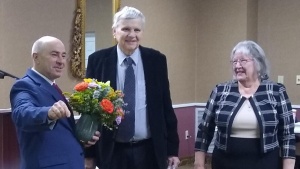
[74,82,88,91]
[100,99,114,114]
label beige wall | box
[1,0,300,108]
[196,0,300,105]
[247,0,258,41]
[196,1,250,101]
[258,0,300,104]
[122,0,197,104]
[0,0,79,108]
[86,0,113,49]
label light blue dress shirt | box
[116,45,150,141]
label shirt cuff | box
[47,118,56,130]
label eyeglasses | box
[230,59,253,66]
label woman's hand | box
[194,151,206,169]
[282,158,295,169]
[194,165,205,169]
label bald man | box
[10,36,99,169]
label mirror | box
[71,0,121,79]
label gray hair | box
[230,40,270,80]
[112,6,145,29]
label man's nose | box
[56,55,65,63]
[128,30,136,37]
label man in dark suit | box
[10,36,99,169]
[84,6,180,169]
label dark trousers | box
[212,138,280,169]
[295,156,300,169]
[110,139,159,169]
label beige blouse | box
[231,100,260,138]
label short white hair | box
[112,6,145,29]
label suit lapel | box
[51,84,76,130]
[139,46,158,125]
[26,69,76,132]
[26,69,61,100]
[139,46,155,95]
[103,46,118,89]
[50,86,76,131]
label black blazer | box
[85,45,179,169]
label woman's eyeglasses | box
[230,59,253,66]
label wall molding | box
[173,103,205,108]
[173,102,300,109]
[74,103,300,119]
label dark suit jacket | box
[10,69,84,169]
[85,45,179,169]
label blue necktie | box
[117,57,135,141]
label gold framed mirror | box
[71,0,121,79]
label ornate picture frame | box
[70,0,121,78]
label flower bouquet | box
[64,78,124,142]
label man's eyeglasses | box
[230,59,253,66]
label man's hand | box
[85,158,96,169]
[84,131,100,148]
[167,156,180,169]
[48,100,71,120]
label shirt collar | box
[31,68,55,85]
[117,45,139,66]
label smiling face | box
[33,39,67,81]
[113,18,143,56]
[232,52,258,83]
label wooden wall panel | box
[0,112,20,169]
[0,115,3,169]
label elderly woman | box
[194,41,295,169]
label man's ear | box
[32,53,39,63]
[112,29,116,38]
[32,53,37,59]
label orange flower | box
[100,99,114,114]
[74,82,88,91]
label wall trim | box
[173,103,300,109]
[74,103,300,119]
[173,103,205,108]
[292,105,300,108]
